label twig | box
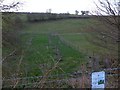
[2,49,16,62]
[13,50,24,88]
[34,57,60,88]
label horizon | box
[1,0,97,14]
[1,0,119,15]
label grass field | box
[3,18,118,78]
[22,19,96,33]
[19,33,86,77]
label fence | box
[2,34,119,88]
[2,68,120,88]
[58,35,96,57]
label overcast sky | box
[2,0,98,14]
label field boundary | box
[2,68,120,88]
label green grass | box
[19,33,86,76]
[3,18,117,78]
[60,33,110,56]
[23,19,95,34]
[20,34,50,76]
[49,36,86,74]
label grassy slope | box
[23,19,94,34]
[3,18,117,78]
[20,33,86,76]
[61,34,110,56]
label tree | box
[81,11,85,15]
[81,11,89,15]
[95,0,120,32]
[92,0,119,65]
[75,10,79,15]
[48,9,52,13]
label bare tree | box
[94,0,120,42]
[0,0,23,12]
[91,0,119,73]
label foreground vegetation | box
[2,13,119,88]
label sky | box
[2,0,98,14]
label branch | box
[2,49,16,62]
[0,1,23,11]
[95,0,118,15]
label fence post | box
[91,52,100,72]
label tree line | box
[27,12,90,22]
